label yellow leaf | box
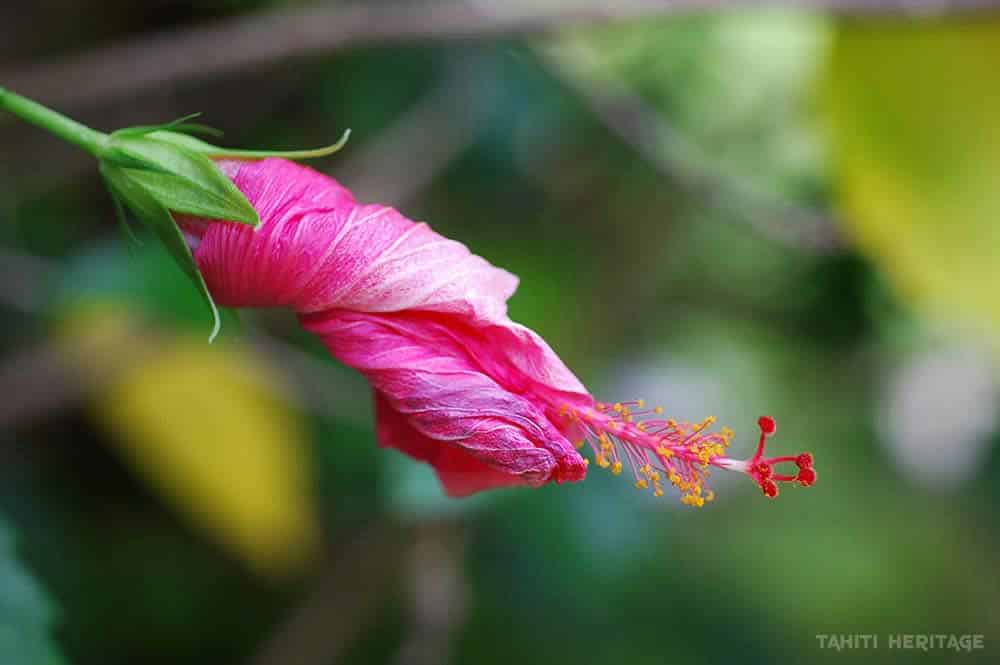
[58,305,320,578]
[823,19,1000,344]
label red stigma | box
[797,467,817,487]
[745,416,817,501]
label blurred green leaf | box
[0,519,66,665]
[824,18,1000,350]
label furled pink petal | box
[182,158,815,505]
[181,158,588,494]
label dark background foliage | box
[2,2,999,664]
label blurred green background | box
[2,1,999,664]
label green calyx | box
[1,88,350,341]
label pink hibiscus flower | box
[180,158,816,503]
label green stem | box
[0,86,108,157]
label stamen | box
[558,401,816,506]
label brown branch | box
[2,0,998,109]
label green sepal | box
[110,112,222,138]
[103,136,259,227]
[103,176,143,248]
[146,128,352,160]
[101,163,222,342]
[118,167,258,223]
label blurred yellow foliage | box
[58,305,321,579]
[824,19,1000,346]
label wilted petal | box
[303,309,587,491]
[374,391,528,496]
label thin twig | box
[0,319,162,429]
[533,43,845,253]
[392,521,467,665]
[332,61,495,205]
[2,0,997,109]
[248,522,404,665]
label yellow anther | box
[596,455,610,469]
[583,458,590,467]
[595,402,606,411]
[705,490,715,502]
[635,479,648,490]
[656,446,674,459]
[649,471,660,483]
[692,485,701,497]
[613,403,623,413]
[637,422,646,432]
[653,487,664,497]
[654,406,664,414]
[574,439,585,449]
[610,461,623,476]
[681,494,706,508]
[636,399,645,409]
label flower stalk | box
[0,86,108,157]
